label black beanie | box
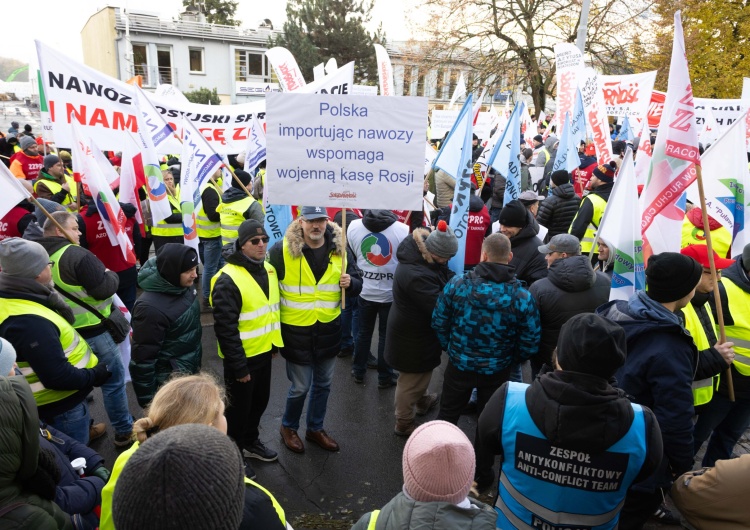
[156,243,198,287]
[499,200,528,228]
[646,252,702,303]
[593,161,617,183]
[237,219,268,247]
[551,169,570,186]
[113,424,245,530]
[232,169,252,189]
[557,313,627,379]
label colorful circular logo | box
[361,232,392,267]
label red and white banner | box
[647,90,666,129]
[579,67,613,164]
[374,44,393,96]
[600,71,657,120]
[554,43,585,127]
[640,11,700,260]
[266,47,307,92]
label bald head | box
[481,233,512,264]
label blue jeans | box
[200,238,225,300]
[47,400,91,445]
[340,295,359,350]
[87,331,133,435]
[693,390,750,467]
[353,298,394,382]
[282,356,336,432]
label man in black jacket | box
[498,200,547,286]
[211,220,283,479]
[529,234,610,378]
[537,170,580,243]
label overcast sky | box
[8,0,417,67]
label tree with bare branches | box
[412,0,653,113]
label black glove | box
[91,363,112,387]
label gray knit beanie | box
[19,136,36,150]
[0,238,50,279]
[425,220,458,259]
[0,338,17,377]
[112,424,246,530]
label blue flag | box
[552,113,582,174]
[570,88,587,145]
[487,102,524,205]
[433,95,474,179]
[616,115,635,142]
[264,203,293,248]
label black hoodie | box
[361,209,397,233]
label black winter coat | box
[529,255,610,367]
[384,229,454,373]
[506,212,548,286]
[268,221,362,365]
[536,183,580,243]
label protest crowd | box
[3,14,750,530]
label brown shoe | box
[305,429,340,452]
[88,423,106,444]
[415,393,439,416]
[394,419,415,437]
[280,426,305,453]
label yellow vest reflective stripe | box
[571,193,607,254]
[50,245,113,329]
[721,278,750,376]
[34,177,74,207]
[0,298,98,406]
[151,194,183,237]
[244,478,286,526]
[196,182,222,239]
[210,262,283,357]
[680,217,733,259]
[683,302,718,406]
[367,510,381,530]
[279,239,342,326]
[218,196,255,246]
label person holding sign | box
[269,207,362,454]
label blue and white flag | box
[243,115,267,173]
[486,101,524,205]
[616,115,635,142]
[552,113,582,174]
[433,95,474,180]
[570,88,587,145]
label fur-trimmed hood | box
[398,228,435,265]
[283,219,343,258]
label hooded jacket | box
[536,182,580,243]
[529,256,610,367]
[479,371,662,486]
[506,211,548,286]
[436,196,492,267]
[220,187,265,224]
[569,182,614,241]
[0,376,74,530]
[385,229,455,373]
[211,241,275,380]
[433,262,540,374]
[597,292,698,488]
[351,491,496,530]
[130,248,202,408]
[268,220,362,365]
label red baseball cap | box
[680,244,735,269]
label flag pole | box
[695,164,735,402]
[28,196,78,244]
[340,208,347,310]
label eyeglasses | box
[248,237,269,246]
[47,261,54,267]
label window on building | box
[436,68,445,99]
[403,66,412,96]
[132,44,148,79]
[235,50,271,81]
[448,70,458,98]
[189,48,204,74]
[416,70,425,96]
[157,46,172,85]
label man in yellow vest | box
[197,171,224,305]
[269,206,362,454]
[569,161,616,261]
[0,238,112,444]
[34,155,76,210]
[217,170,264,248]
[211,220,283,480]
[681,206,733,258]
[678,245,735,410]
[151,168,184,251]
[695,242,750,467]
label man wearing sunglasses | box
[210,219,282,480]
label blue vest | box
[495,382,647,530]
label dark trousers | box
[353,298,394,382]
[116,266,137,313]
[618,488,663,530]
[138,236,153,266]
[224,354,272,451]
[693,390,750,467]
[437,362,510,483]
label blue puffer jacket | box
[432,262,540,374]
[597,291,698,490]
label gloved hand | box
[90,465,111,483]
[91,363,112,387]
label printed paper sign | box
[431,110,495,141]
[265,93,428,209]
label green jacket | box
[130,258,202,408]
[351,492,496,530]
[0,376,73,529]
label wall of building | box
[81,7,119,78]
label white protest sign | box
[554,43,585,125]
[528,166,546,195]
[693,97,748,131]
[431,110,494,141]
[352,85,379,96]
[265,93,428,209]
[600,72,656,119]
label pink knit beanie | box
[402,420,475,504]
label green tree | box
[182,0,240,26]
[183,87,221,105]
[632,0,750,98]
[272,0,385,84]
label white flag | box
[634,119,653,187]
[449,72,467,108]
[243,115,267,173]
[374,43,394,96]
[0,163,32,220]
[266,47,307,92]
[699,107,720,146]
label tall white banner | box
[374,44,394,96]
[600,72,657,119]
[554,43,585,123]
[265,47,307,92]
[579,67,613,164]
[265,94,428,209]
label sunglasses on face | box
[248,236,270,246]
